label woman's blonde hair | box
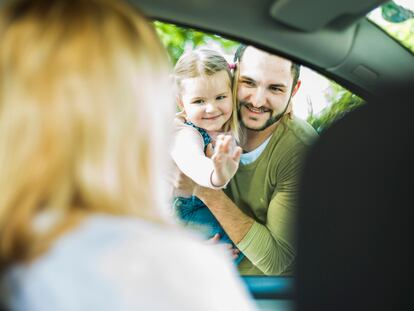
[0,0,173,268]
[173,48,240,141]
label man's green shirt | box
[226,116,318,275]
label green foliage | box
[307,82,365,133]
[153,21,238,65]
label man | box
[183,45,317,275]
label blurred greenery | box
[154,21,238,65]
[307,82,365,133]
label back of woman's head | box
[0,0,173,266]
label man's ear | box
[291,80,301,97]
[286,101,294,119]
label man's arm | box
[195,150,302,275]
[236,191,297,275]
[193,187,254,244]
[195,186,296,275]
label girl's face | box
[179,70,233,132]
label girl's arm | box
[171,123,216,188]
[171,122,241,189]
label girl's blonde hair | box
[173,48,239,141]
[0,0,173,268]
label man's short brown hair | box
[234,44,301,90]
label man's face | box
[237,46,299,131]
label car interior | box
[296,82,412,311]
[0,0,408,309]
[130,0,414,309]
[127,0,414,310]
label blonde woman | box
[171,49,244,264]
[0,0,256,310]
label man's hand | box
[170,166,196,194]
[210,135,242,187]
[207,233,240,260]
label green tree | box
[307,82,365,133]
[154,21,238,65]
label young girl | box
[171,48,244,264]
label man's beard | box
[238,99,290,131]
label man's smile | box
[241,102,271,115]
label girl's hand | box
[210,135,242,187]
[207,234,240,260]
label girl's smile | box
[179,70,233,132]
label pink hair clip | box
[228,63,236,70]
